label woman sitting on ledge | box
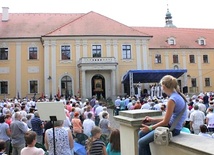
[138,75,187,155]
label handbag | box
[154,103,186,146]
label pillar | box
[111,69,116,98]
[51,40,56,96]
[114,110,162,155]
[16,42,22,97]
[44,40,50,96]
[81,69,86,98]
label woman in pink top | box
[72,112,83,135]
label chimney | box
[2,7,9,22]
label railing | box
[189,87,199,93]
[78,57,117,64]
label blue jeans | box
[138,128,180,155]
[138,130,154,155]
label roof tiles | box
[1,11,214,49]
[134,27,214,48]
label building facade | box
[0,7,214,100]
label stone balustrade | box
[78,57,117,64]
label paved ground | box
[107,108,120,129]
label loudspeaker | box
[183,86,188,94]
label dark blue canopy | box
[122,69,187,83]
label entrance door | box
[91,74,105,100]
[61,76,72,99]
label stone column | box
[114,110,162,155]
[113,40,119,95]
[136,40,141,69]
[16,42,22,97]
[197,52,202,92]
[51,40,56,96]
[164,52,169,69]
[111,69,116,98]
[106,40,111,57]
[83,40,87,57]
[44,40,50,96]
[81,69,86,98]
[142,40,148,70]
[182,52,188,88]
[76,40,81,96]
[113,40,118,60]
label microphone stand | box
[50,116,57,155]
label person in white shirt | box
[190,105,205,134]
[94,102,103,126]
[98,107,109,120]
[193,98,200,107]
[197,99,207,113]
[154,100,161,110]
[83,113,95,137]
[2,104,9,116]
[63,115,72,130]
[206,107,214,132]
[141,100,151,110]
[19,105,27,118]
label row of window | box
[0,77,211,94]
[62,44,132,59]
[155,54,209,64]
[0,46,210,63]
[0,80,38,94]
[167,37,206,46]
[191,78,211,87]
[0,76,73,95]
[0,45,132,60]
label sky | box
[1,0,214,29]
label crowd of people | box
[0,94,121,155]
[1,76,214,154]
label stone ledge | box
[150,132,214,155]
[170,132,213,155]
[114,110,163,127]
[118,109,162,119]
